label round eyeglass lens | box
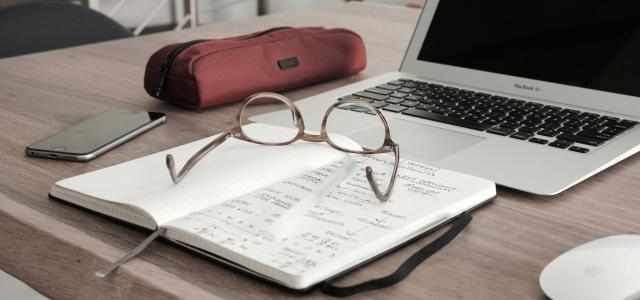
[240,94,300,144]
[325,102,387,153]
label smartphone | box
[26,109,166,161]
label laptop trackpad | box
[385,118,485,162]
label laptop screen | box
[418,1,640,98]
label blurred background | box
[0,0,425,36]
[0,0,425,58]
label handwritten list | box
[167,154,484,278]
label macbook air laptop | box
[253,0,640,195]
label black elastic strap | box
[321,212,473,297]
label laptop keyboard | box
[339,78,638,154]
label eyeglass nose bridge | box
[299,132,328,143]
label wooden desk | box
[1,3,639,299]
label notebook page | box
[165,155,495,288]
[52,124,355,226]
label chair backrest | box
[0,2,132,58]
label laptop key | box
[556,133,605,147]
[510,131,533,140]
[577,130,614,141]
[529,137,549,144]
[491,95,509,103]
[370,101,387,108]
[398,87,415,93]
[444,86,459,93]
[549,139,573,149]
[504,116,524,123]
[413,90,427,97]
[402,109,491,131]
[545,116,564,124]
[487,127,515,136]
[400,100,419,107]
[378,84,401,90]
[600,120,619,128]
[508,98,526,106]
[481,119,504,126]
[366,88,393,95]
[581,112,600,118]
[519,126,541,133]
[405,95,422,101]
[388,80,404,86]
[339,95,364,101]
[602,127,625,136]
[558,126,580,134]
[610,124,633,131]
[565,114,588,121]
[382,104,407,113]
[568,146,590,153]
[402,82,418,88]
[354,91,388,101]
[390,92,408,98]
[500,122,522,129]
[337,105,359,110]
[619,119,638,128]
[420,98,437,105]
[540,122,562,130]
[385,97,405,104]
[538,129,560,137]
[416,104,434,111]
[465,116,487,123]
[352,106,372,113]
[583,124,606,132]
[430,108,447,114]
[544,105,562,111]
[521,119,543,126]
[581,116,599,124]
[599,116,619,122]
[460,89,475,95]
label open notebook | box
[49,123,496,290]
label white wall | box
[268,0,342,13]
[197,0,257,25]
[95,0,407,31]
[95,0,176,28]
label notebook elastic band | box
[95,227,166,278]
[321,212,472,297]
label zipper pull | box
[151,39,207,98]
[153,63,170,97]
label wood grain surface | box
[1,2,639,299]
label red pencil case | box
[143,26,366,109]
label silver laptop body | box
[254,0,640,195]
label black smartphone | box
[26,109,166,161]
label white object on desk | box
[49,123,496,290]
[0,270,47,300]
[539,235,640,300]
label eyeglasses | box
[165,92,400,201]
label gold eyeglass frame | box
[166,92,400,201]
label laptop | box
[253,0,640,195]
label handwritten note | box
[166,154,491,279]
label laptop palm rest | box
[382,118,485,162]
[252,107,485,162]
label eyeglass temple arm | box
[365,144,400,202]
[166,131,233,184]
